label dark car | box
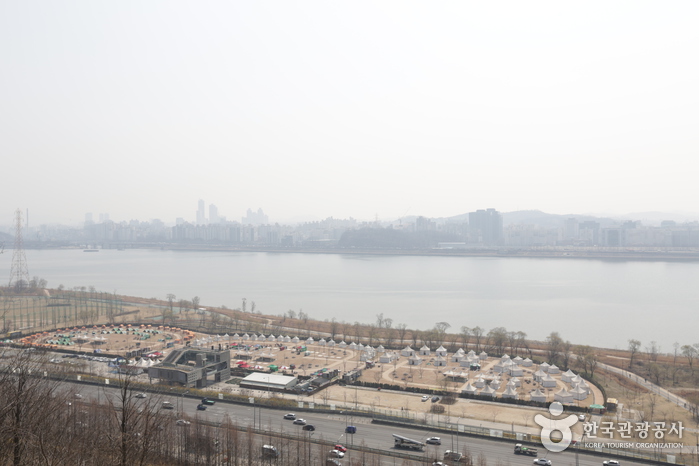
[302,424,315,431]
[431,396,440,403]
[345,425,356,434]
[197,404,206,411]
[201,398,215,405]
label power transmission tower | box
[8,208,30,291]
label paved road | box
[69,382,661,466]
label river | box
[2,248,695,350]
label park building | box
[148,347,230,388]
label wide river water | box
[2,249,695,350]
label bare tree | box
[628,339,642,369]
[472,326,484,353]
[546,332,564,365]
[459,326,471,350]
[396,323,408,346]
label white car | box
[533,459,552,466]
[426,437,441,445]
[74,394,83,399]
[422,395,430,401]
[175,419,191,426]
[329,450,345,458]
[135,393,147,399]
[578,414,585,421]
[602,461,620,466]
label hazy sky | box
[2,2,698,226]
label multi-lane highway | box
[69,382,659,466]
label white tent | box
[479,351,488,360]
[376,344,385,353]
[408,355,423,366]
[318,338,326,346]
[548,364,560,374]
[420,345,431,355]
[501,385,518,399]
[327,339,336,347]
[462,382,477,395]
[571,384,588,401]
[530,388,547,402]
[434,355,447,366]
[338,341,347,348]
[561,369,576,383]
[480,385,495,397]
[401,346,415,357]
[554,387,574,404]
[521,358,533,367]
[474,374,486,388]
[539,362,550,372]
[492,362,505,373]
[509,364,523,377]
[436,345,447,356]
[533,369,546,382]
[541,374,557,388]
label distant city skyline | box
[3,3,699,226]
[4,203,699,230]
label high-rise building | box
[209,204,219,224]
[468,208,503,245]
[196,200,207,225]
[242,208,269,225]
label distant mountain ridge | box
[431,210,699,227]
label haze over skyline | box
[3,2,698,225]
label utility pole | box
[9,209,29,291]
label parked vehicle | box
[444,450,463,462]
[302,424,315,431]
[421,395,430,401]
[533,459,552,466]
[514,444,538,456]
[334,445,347,453]
[135,393,147,399]
[426,437,441,445]
[162,401,174,409]
[262,445,280,458]
[602,461,620,466]
[175,419,191,426]
[328,450,345,458]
